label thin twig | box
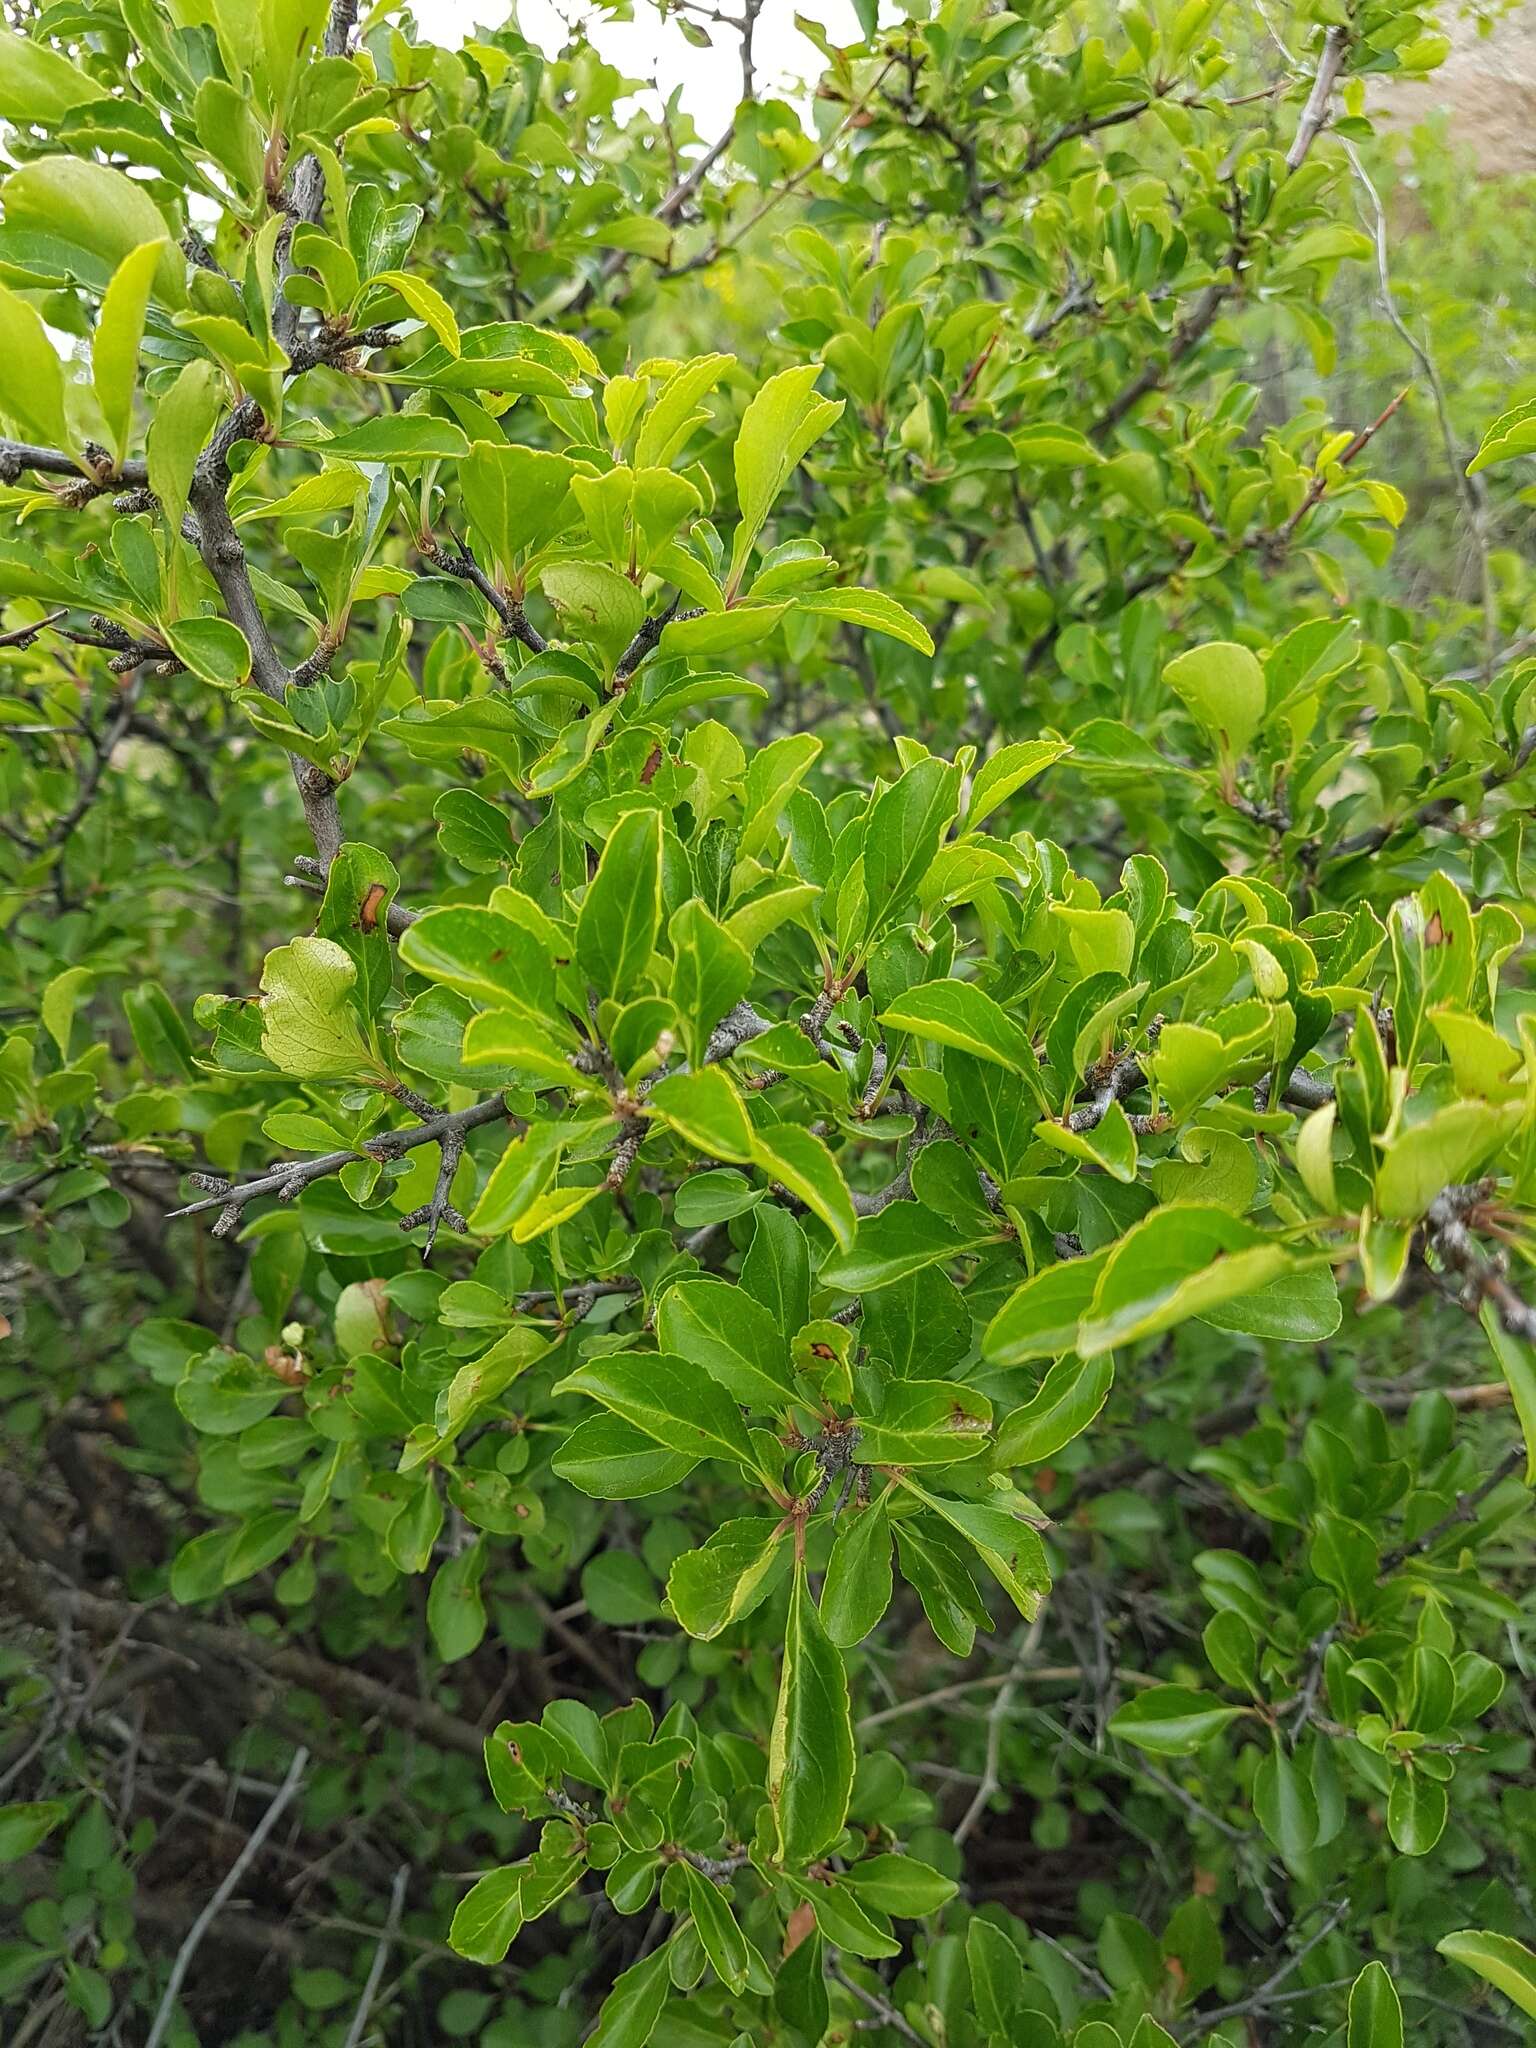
[1378,1442,1525,1575]
[143,1746,310,2048]
[1344,140,1498,676]
[1187,1902,1348,2038]
[341,1863,410,2048]
[952,1617,1044,1847]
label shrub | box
[1,1,1534,2043]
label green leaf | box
[669,899,752,1066]
[460,440,577,565]
[258,935,387,1084]
[728,363,844,590]
[682,1864,756,1994]
[1163,641,1265,759]
[324,414,470,462]
[858,1379,992,1466]
[92,239,165,468]
[552,1414,699,1499]
[967,1920,1026,2035]
[750,1123,856,1250]
[1036,1099,1138,1183]
[739,732,822,858]
[863,756,961,935]
[647,1069,756,1164]
[1107,1685,1246,1757]
[576,808,663,998]
[966,739,1070,828]
[1347,1961,1404,2048]
[794,586,933,654]
[0,1801,71,1864]
[434,788,517,871]
[165,617,252,687]
[1253,1740,1318,1864]
[1374,1101,1517,1222]
[542,560,645,665]
[900,1483,1049,1618]
[843,1851,956,1917]
[428,1542,488,1662]
[983,1252,1109,1366]
[0,281,72,451]
[878,980,1038,1081]
[399,906,559,1021]
[1481,1302,1536,1484]
[366,268,460,354]
[820,1493,893,1646]
[1013,421,1102,466]
[667,1516,790,1639]
[659,603,789,661]
[1199,1263,1342,1341]
[40,965,92,1059]
[174,1350,285,1435]
[146,359,223,535]
[993,1352,1114,1466]
[449,1865,524,1964]
[768,1559,855,1866]
[586,1942,674,2047]
[1467,397,1536,476]
[819,1202,983,1292]
[1436,1931,1536,2020]
[1,157,185,306]
[1277,224,1374,270]
[1078,1207,1292,1358]
[468,1123,563,1236]
[657,1275,796,1411]
[555,1352,762,1471]
[0,35,99,125]
[1386,1768,1447,1855]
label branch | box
[702,1000,775,1063]
[278,0,363,350]
[1285,26,1348,171]
[1344,141,1497,674]
[1089,26,1347,440]
[828,1963,927,2047]
[1378,1442,1525,1576]
[420,537,547,653]
[0,440,146,491]
[614,596,681,683]
[657,58,901,287]
[287,852,420,936]
[567,122,739,314]
[1264,384,1410,550]
[1187,1903,1349,2040]
[340,1863,410,2048]
[143,1744,310,2048]
[165,1094,516,1238]
[1024,96,1158,173]
[1319,722,1535,863]
[1422,1180,1536,1344]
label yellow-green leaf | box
[93,239,166,469]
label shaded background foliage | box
[1,0,1535,2044]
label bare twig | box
[1091,24,1346,440]
[1187,1902,1348,2038]
[1345,141,1498,676]
[1285,26,1348,170]
[828,1962,927,2046]
[1378,1442,1525,1575]
[1422,1180,1536,1346]
[340,1863,410,2048]
[166,1094,516,1237]
[952,1619,1043,1847]
[144,1745,310,2048]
